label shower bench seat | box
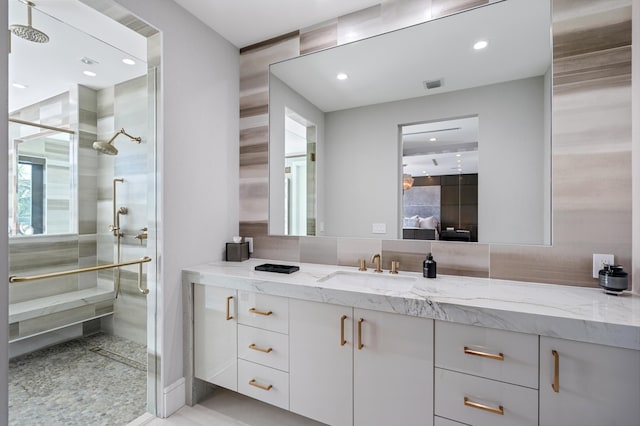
[9,287,114,344]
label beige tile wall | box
[239,0,633,287]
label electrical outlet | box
[592,253,614,278]
[372,223,386,234]
[244,237,254,254]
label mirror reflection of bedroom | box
[402,116,478,242]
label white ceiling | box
[270,0,551,113]
[402,117,479,177]
[171,0,382,48]
[9,0,147,112]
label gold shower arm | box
[9,256,152,284]
[114,128,142,143]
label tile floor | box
[142,388,324,426]
[9,333,147,425]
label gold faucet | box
[390,260,399,274]
[371,253,383,273]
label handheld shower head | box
[92,128,142,156]
[9,1,49,44]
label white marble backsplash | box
[184,258,640,351]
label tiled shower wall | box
[97,75,149,346]
[239,0,633,287]
[8,87,114,341]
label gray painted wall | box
[113,0,240,406]
[322,76,547,244]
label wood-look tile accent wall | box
[239,0,633,287]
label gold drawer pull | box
[249,343,273,353]
[249,379,272,391]
[249,307,273,316]
[552,349,559,393]
[464,346,504,361]
[340,315,347,346]
[357,318,364,350]
[464,397,504,415]
[225,296,233,320]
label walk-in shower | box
[7,0,159,423]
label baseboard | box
[162,377,186,418]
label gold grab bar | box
[552,350,560,392]
[464,397,504,415]
[340,315,348,346]
[9,117,76,135]
[226,296,234,320]
[249,380,272,391]
[249,344,273,353]
[464,346,505,361]
[357,318,364,350]
[249,307,273,316]
[9,256,152,290]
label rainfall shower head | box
[9,1,49,44]
[93,128,142,156]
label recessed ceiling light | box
[83,70,97,77]
[336,73,349,81]
[456,154,461,157]
[473,40,488,50]
[429,137,437,142]
[422,170,427,174]
[12,82,28,89]
[122,58,136,65]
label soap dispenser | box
[423,253,436,278]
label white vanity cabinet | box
[539,336,640,426]
[289,299,353,426]
[353,307,433,426]
[434,321,539,426]
[289,298,433,426]
[236,291,290,409]
[193,284,238,391]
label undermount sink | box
[318,270,416,292]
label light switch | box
[372,223,386,234]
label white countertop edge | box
[183,259,640,351]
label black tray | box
[255,263,300,274]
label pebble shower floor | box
[9,333,147,425]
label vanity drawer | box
[238,325,288,372]
[434,416,469,426]
[238,359,289,410]
[238,291,288,334]
[435,321,538,388]
[435,368,538,426]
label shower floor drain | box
[89,346,146,371]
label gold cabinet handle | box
[552,349,559,393]
[249,379,272,391]
[464,346,504,361]
[249,307,273,316]
[464,397,504,415]
[340,315,347,346]
[226,296,233,320]
[249,343,273,353]
[357,318,364,350]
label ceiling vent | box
[423,79,443,90]
[432,159,438,166]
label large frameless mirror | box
[269,0,552,245]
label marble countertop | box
[183,258,640,351]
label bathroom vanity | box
[183,259,640,426]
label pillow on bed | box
[403,215,420,228]
[419,216,438,230]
